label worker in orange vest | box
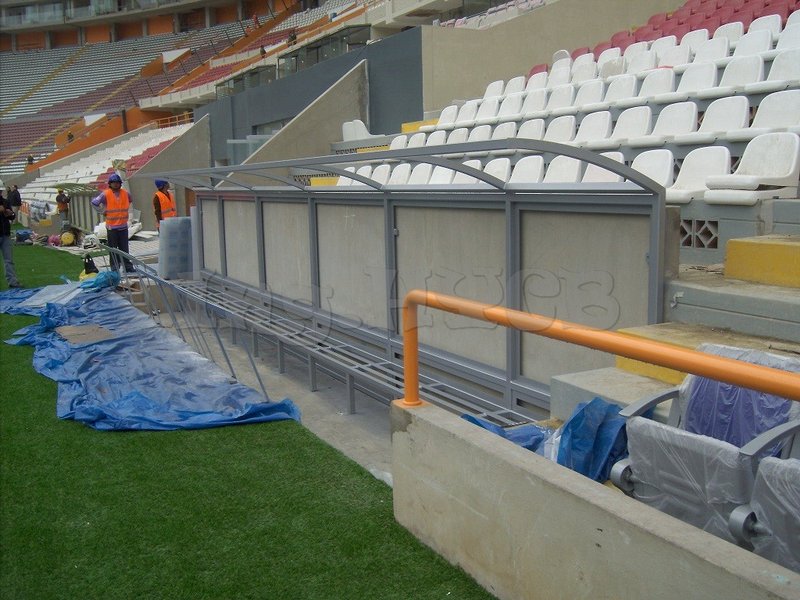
[153,179,177,231]
[91,173,134,273]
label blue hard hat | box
[155,179,168,188]
[108,174,122,184]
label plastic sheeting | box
[626,415,755,544]
[461,414,552,452]
[682,343,800,451]
[2,285,300,431]
[556,397,628,482]
[750,456,800,573]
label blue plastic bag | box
[79,270,120,289]
[557,397,628,482]
[462,414,552,452]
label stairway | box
[549,234,800,421]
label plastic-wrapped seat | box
[673,95,750,145]
[627,101,698,147]
[729,451,800,573]
[666,145,731,203]
[585,105,652,150]
[704,132,800,204]
[612,344,800,545]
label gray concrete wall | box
[201,199,221,274]
[392,401,800,600]
[133,115,211,231]
[396,206,507,369]
[317,203,387,330]
[520,212,651,383]
[420,0,685,112]
[223,200,259,287]
[263,202,312,304]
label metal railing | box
[399,289,800,406]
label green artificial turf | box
[0,244,495,600]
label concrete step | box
[725,234,800,289]
[614,321,800,385]
[550,367,674,423]
[664,267,800,344]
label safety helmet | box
[108,174,122,184]
[57,188,64,192]
[155,179,168,189]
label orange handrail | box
[400,289,800,406]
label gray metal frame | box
[141,140,666,416]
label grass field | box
[0,243,494,600]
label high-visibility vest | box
[103,188,130,228]
[155,190,177,227]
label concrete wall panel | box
[223,200,259,286]
[396,207,506,369]
[520,212,650,384]
[263,202,312,304]
[317,204,387,329]
[392,401,800,600]
[201,199,221,273]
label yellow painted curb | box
[402,119,436,133]
[725,236,800,288]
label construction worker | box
[153,179,177,231]
[56,188,70,224]
[91,173,133,273]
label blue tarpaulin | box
[1,285,300,431]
